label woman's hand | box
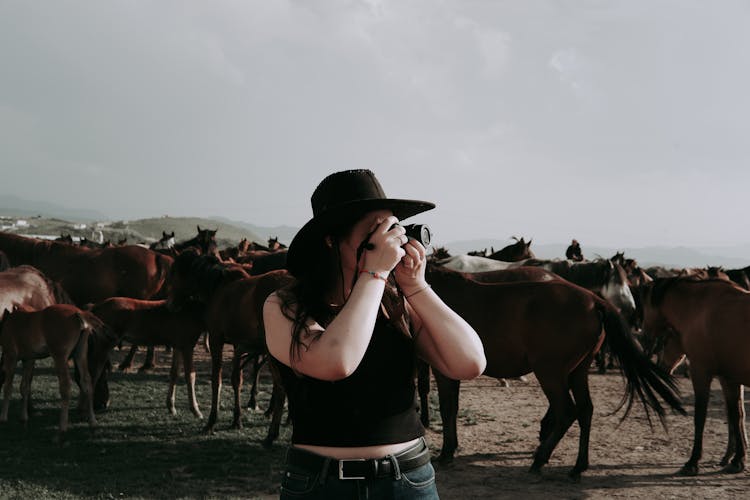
[394,238,428,295]
[361,216,408,275]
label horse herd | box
[0,230,749,480]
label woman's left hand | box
[393,239,429,295]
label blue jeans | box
[279,447,439,499]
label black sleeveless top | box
[273,313,424,446]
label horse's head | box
[238,238,250,253]
[491,237,535,262]
[611,252,625,266]
[117,237,128,246]
[598,260,636,318]
[196,226,219,257]
[166,249,238,310]
[428,246,451,262]
[56,234,74,244]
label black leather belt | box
[285,438,431,480]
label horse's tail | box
[71,312,91,362]
[596,300,686,428]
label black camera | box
[395,223,432,248]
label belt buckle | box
[338,458,367,480]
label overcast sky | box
[1,1,749,247]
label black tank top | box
[273,313,425,446]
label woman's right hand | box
[362,216,408,274]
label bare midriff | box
[293,437,421,459]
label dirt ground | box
[427,371,749,500]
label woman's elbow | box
[446,354,486,381]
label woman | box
[264,169,486,499]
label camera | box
[394,223,432,248]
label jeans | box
[279,445,439,499]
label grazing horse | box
[488,236,535,262]
[424,265,684,480]
[0,304,114,434]
[642,278,750,475]
[167,251,293,444]
[0,233,172,306]
[89,297,206,418]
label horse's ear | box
[527,238,533,247]
[170,231,175,237]
[197,225,202,232]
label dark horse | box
[167,251,293,444]
[642,277,750,475]
[488,236,535,262]
[424,265,684,480]
[89,297,206,418]
[0,233,172,306]
[0,250,10,272]
[173,226,219,257]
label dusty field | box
[1,347,748,499]
[431,372,750,500]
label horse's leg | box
[680,371,712,476]
[530,374,576,475]
[417,360,431,428]
[230,348,244,429]
[139,346,155,372]
[203,337,223,434]
[73,345,97,427]
[718,377,745,473]
[262,359,286,448]
[166,348,182,416]
[0,353,16,423]
[539,406,554,444]
[202,332,210,353]
[245,354,262,411]
[569,358,594,481]
[19,359,35,425]
[118,343,137,371]
[183,346,202,419]
[53,357,71,433]
[433,369,461,463]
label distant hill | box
[442,239,750,269]
[209,216,298,246]
[0,194,107,221]
[4,215,264,247]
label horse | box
[88,297,206,418]
[173,226,219,257]
[437,254,515,272]
[424,265,684,480]
[267,236,286,251]
[641,277,750,475]
[417,265,559,427]
[167,251,293,444]
[0,250,10,271]
[219,238,250,262]
[488,236,535,262]
[149,231,176,251]
[0,233,172,307]
[724,265,750,290]
[55,234,74,244]
[0,304,115,434]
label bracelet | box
[405,284,431,299]
[360,270,388,282]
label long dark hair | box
[277,216,411,365]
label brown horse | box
[642,277,750,475]
[89,297,207,417]
[417,266,559,426]
[167,251,293,444]
[425,265,684,479]
[172,226,219,257]
[0,304,114,434]
[0,233,172,306]
[488,236,535,262]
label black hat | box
[286,169,435,277]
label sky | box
[1,0,749,248]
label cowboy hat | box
[286,169,435,277]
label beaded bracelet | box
[405,284,431,299]
[360,270,388,282]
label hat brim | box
[286,198,435,277]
